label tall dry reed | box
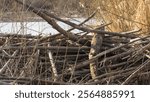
[80,0,150,34]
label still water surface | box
[0,18,95,35]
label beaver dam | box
[0,0,150,85]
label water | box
[0,21,71,36]
[0,18,96,36]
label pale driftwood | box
[145,54,150,59]
[48,44,58,81]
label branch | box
[15,0,87,45]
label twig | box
[74,36,146,69]
[15,0,138,39]
[42,9,138,38]
[0,76,70,85]
[15,0,88,45]
[0,50,18,74]
[0,46,90,52]
[86,68,135,84]
[39,11,96,42]
[122,59,150,85]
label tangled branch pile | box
[0,0,150,85]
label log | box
[89,26,104,80]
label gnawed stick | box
[89,27,104,80]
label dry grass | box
[80,0,150,34]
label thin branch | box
[0,50,18,74]
[74,36,149,69]
[122,59,150,85]
[0,46,90,52]
[15,0,87,45]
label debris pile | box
[0,0,150,85]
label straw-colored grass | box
[80,0,150,34]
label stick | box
[122,59,150,85]
[74,36,149,69]
[15,0,87,45]
[0,50,18,74]
[48,44,58,81]
[0,46,90,52]
[39,11,96,42]
[42,9,138,38]
[0,76,70,85]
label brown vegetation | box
[80,0,150,34]
[0,0,82,14]
[0,0,84,21]
[0,0,150,85]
